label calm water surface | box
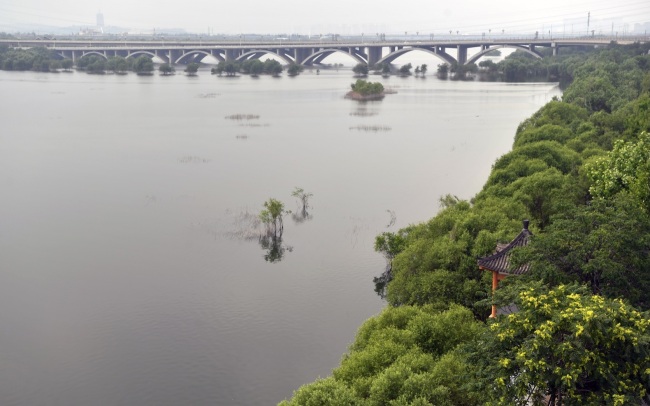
[0,68,560,405]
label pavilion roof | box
[478,220,532,276]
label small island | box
[345,79,385,101]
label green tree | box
[263,59,283,76]
[159,63,175,75]
[259,198,289,238]
[211,64,223,75]
[132,56,154,74]
[437,63,448,78]
[350,79,384,96]
[224,61,239,76]
[280,305,485,406]
[48,60,61,71]
[352,63,369,76]
[184,62,200,75]
[587,131,650,212]
[472,284,650,405]
[61,59,73,71]
[79,56,106,74]
[106,56,128,74]
[291,187,312,216]
[399,63,412,75]
[382,63,391,76]
[287,63,302,76]
[521,194,650,308]
[420,64,428,76]
[248,60,264,76]
[374,230,408,263]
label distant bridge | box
[2,36,646,66]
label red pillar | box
[490,270,498,318]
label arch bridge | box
[2,36,642,66]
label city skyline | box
[1,0,648,36]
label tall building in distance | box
[96,11,105,33]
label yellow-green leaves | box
[481,284,650,403]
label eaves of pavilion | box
[478,220,532,318]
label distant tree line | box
[211,59,287,76]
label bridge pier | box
[294,48,310,64]
[457,45,468,65]
[368,46,382,66]
[226,49,239,61]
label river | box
[0,67,560,405]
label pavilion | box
[478,220,533,318]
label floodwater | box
[0,67,560,405]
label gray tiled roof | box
[478,220,532,276]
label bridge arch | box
[466,45,542,65]
[174,50,222,64]
[125,51,157,60]
[235,49,294,64]
[301,48,365,66]
[376,47,456,66]
[79,51,108,60]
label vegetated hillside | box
[280,42,650,405]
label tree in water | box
[291,187,312,223]
[287,63,303,76]
[259,198,289,238]
[398,63,412,75]
[352,63,369,76]
[159,63,175,76]
[184,62,199,76]
[258,198,291,262]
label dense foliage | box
[472,284,650,405]
[279,305,485,406]
[0,46,59,71]
[282,42,650,405]
[211,59,284,76]
[350,79,384,96]
[353,63,369,76]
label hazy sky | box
[1,0,648,35]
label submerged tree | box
[132,56,154,75]
[291,187,313,224]
[437,63,449,78]
[352,63,369,76]
[259,198,289,238]
[184,62,200,76]
[291,187,312,214]
[258,198,292,262]
[159,63,175,76]
[399,62,412,75]
[287,63,303,77]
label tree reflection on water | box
[373,268,391,299]
[258,235,293,263]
